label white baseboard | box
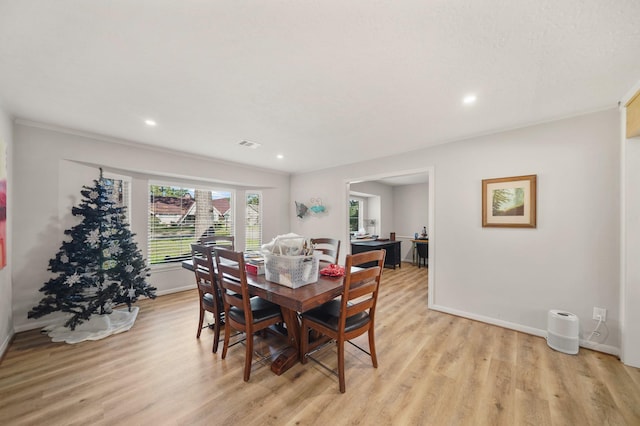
[0,330,14,359]
[14,286,196,333]
[155,285,194,297]
[15,318,52,333]
[430,304,620,357]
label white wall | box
[0,104,12,356]
[394,182,429,261]
[622,81,640,367]
[623,130,640,366]
[292,109,622,353]
[13,122,290,332]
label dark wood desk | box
[182,259,344,375]
[351,240,401,269]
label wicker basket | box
[263,252,320,288]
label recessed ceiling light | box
[144,119,157,126]
[277,154,284,159]
[239,140,262,149]
[463,94,477,105]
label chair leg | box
[212,313,220,353]
[337,339,346,393]
[300,322,309,364]
[197,307,205,338]
[221,320,231,359]
[244,332,253,382]
[368,326,378,368]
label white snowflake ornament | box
[86,229,100,246]
[65,273,81,286]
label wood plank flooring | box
[1,264,639,425]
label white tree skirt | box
[43,307,139,344]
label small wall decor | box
[482,174,536,228]
[295,198,327,219]
[295,201,308,218]
[309,198,326,214]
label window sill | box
[149,263,186,273]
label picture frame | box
[482,174,536,228]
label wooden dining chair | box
[310,237,341,264]
[300,249,386,393]
[214,248,284,382]
[200,235,235,250]
[191,243,223,353]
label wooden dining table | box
[246,262,345,374]
[182,259,345,375]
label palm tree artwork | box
[492,187,525,216]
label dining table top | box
[182,259,345,313]
[246,265,345,313]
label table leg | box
[270,307,300,375]
[412,242,417,265]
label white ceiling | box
[1,1,639,174]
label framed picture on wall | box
[482,174,536,228]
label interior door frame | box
[344,166,435,307]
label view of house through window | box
[148,184,234,265]
[245,192,262,251]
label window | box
[148,184,234,265]
[245,192,262,251]
[103,175,131,223]
[349,197,364,233]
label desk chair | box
[310,238,341,264]
[416,242,428,268]
[191,244,223,353]
[300,249,386,393]
[214,248,284,382]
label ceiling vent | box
[239,140,261,149]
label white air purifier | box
[547,310,579,355]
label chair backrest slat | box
[214,248,252,319]
[191,244,216,290]
[311,238,341,264]
[340,249,385,329]
[201,235,235,251]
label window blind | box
[245,191,262,251]
[103,175,131,223]
[148,184,234,265]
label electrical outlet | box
[593,307,607,322]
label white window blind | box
[148,184,234,265]
[245,191,262,251]
[103,175,131,224]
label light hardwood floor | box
[1,264,639,425]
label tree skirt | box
[43,307,139,344]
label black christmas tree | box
[28,171,156,330]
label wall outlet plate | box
[593,307,607,322]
